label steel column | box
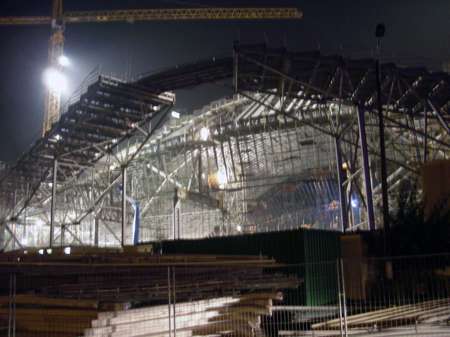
[0,222,4,251]
[335,137,348,231]
[50,158,58,247]
[357,107,375,231]
[375,59,390,232]
[94,217,99,246]
[423,108,428,162]
[60,224,65,246]
[233,41,239,93]
[121,166,127,247]
[172,189,178,240]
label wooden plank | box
[0,308,98,318]
[0,294,98,309]
[312,298,450,329]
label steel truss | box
[1,44,449,250]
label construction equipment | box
[0,0,302,136]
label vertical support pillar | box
[172,188,179,240]
[423,108,428,162]
[23,183,29,245]
[334,137,348,231]
[94,217,99,247]
[0,222,5,252]
[172,206,176,241]
[198,149,202,193]
[375,59,390,232]
[357,107,375,231]
[60,224,65,247]
[233,40,239,94]
[50,158,58,247]
[121,166,127,247]
[177,207,180,239]
[12,191,17,250]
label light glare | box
[217,168,228,188]
[43,67,68,94]
[58,55,71,67]
[200,127,210,141]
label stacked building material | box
[0,295,99,337]
[86,292,283,337]
[0,248,300,337]
[311,298,450,332]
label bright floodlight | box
[43,67,68,94]
[58,55,71,67]
[200,127,210,141]
[217,167,228,188]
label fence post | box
[167,266,172,337]
[8,272,16,337]
[172,268,177,337]
[336,260,344,337]
[337,258,348,337]
[340,258,348,336]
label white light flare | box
[43,67,68,94]
[58,55,71,67]
[171,110,180,119]
[200,127,210,141]
[217,167,228,189]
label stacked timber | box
[0,295,100,337]
[86,292,283,337]
[311,298,450,332]
[0,248,301,337]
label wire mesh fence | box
[0,252,449,337]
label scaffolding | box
[0,44,449,250]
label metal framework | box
[0,8,302,25]
[0,44,449,250]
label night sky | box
[0,0,449,162]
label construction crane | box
[0,0,302,136]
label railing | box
[60,65,101,115]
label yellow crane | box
[0,0,302,136]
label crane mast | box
[0,2,302,135]
[44,0,65,134]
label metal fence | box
[1,253,449,337]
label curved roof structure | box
[1,44,449,249]
[138,44,450,124]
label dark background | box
[0,0,449,162]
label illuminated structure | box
[0,44,449,249]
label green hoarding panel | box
[151,229,340,305]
